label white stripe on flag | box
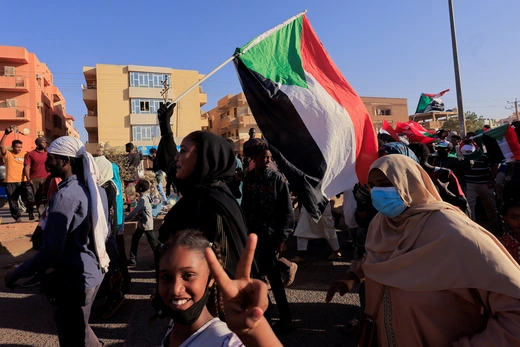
[279,72,358,197]
[497,138,515,161]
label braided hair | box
[154,229,225,319]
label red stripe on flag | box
[382,120,400,142]
[505,125,520,160]
[300,16,378,184]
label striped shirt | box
[464,155,492,184]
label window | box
[208,119,213,129]
[227,110,230,116]
[233,108,237,117]
[132,125,160,141]
[376,108,392,116]
[131,99,163,114]
[140,101,150,112]
[129,72,170,88]
[220,113,227,120]
[235,129,239,137]
[53,114,62,129]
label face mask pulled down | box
[371,186,407,218]
[153,284,211,325]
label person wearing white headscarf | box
[5,136,108,347]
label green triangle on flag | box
[415,93,432,114]
[484,124,508,141]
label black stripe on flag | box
[234,58,328,220]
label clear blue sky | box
[2,0,519,141]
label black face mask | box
[153,282,211,325]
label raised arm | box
[0,127,13,157]
[156,103,179,179]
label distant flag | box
[415,89,450,114]
[380,120,400,142]
[395,121,436,144]
[479,124,520,162]
[233,12,378,221]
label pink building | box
[0,46,79,151]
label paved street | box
[0,217,360,346]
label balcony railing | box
[0,105,30,120]
[0,75,29,92]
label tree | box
[442,111,485,133]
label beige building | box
[206,93,262,153]
[411,111,459,130]
[82,64,207,153]
[361,96,410,131]
[206,93,409,152]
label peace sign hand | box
[205,234,268,334]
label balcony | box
[199,86,207,106]
[0,75,29,92]
[128,86,173,99]
[82,87,97,101]
[52,86,63,103]
[0,105,30,121]
[129,113,158,125]
[41,92,52,107]
[43,72,52,86]
[84,115,98,131]
[219,116,231,131]
[0,47,29,63]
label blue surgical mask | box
[371,186,407,218]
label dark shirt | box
[464,155,492,184]
[242,169,294,243]
[101,180,118,235]
[127,152,141,168]
[24,150,48,179]
[13,175,104,289]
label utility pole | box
[506,98,519,121]
[448,0,466,137]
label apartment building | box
[207,93,409,152]
[82,64,207,153]
[206,93,262,153]
[0,46,79,150]
[361,96,410,131]
[411,111,459,130]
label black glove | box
[353,183,370,207]
[4,127,12,135]
[158,102,176,136]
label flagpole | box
[167,10,308,110]
[448,0,466,137]
[169,54,238,107]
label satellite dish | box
[22,128,30,135]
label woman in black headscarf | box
[155,103,249,278]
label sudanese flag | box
[233,13,378,220]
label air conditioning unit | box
[4,66,15,76]
[5,99,17,107]
[36,102,43,107]
[36,73,43,79]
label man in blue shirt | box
[5,136,109,347]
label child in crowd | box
[126,179,159,266]
[498,200,520,264]
[155,229,281,347]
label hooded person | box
[328,154,520,346]
[378,142,420,163]
[156,125,250,279]
[4,136,109,347]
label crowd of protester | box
[2,104,520,346]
